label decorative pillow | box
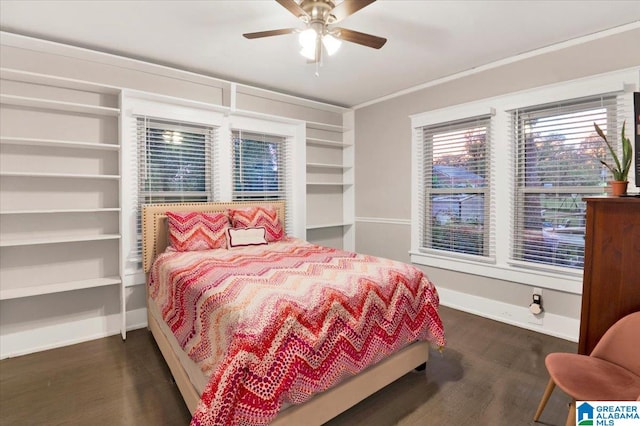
[228,205,284,242]
[227,227,268,248]
[166,211,229,251]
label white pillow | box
[227,226,268,248]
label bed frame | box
[142,201,429,425]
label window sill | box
[409,251,582,294]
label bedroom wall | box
[353,26,640,341]
[0,32,346,358]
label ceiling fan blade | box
[276,0,309,19]
[329,0,377,23]
[243,28,298,39]
[333,27,387,49]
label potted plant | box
[594,121,633,196]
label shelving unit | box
[0,276,122,301]
[305,116,354,250]
[0,67,120,94]
[0,234,121,247]
[0,171,121,179]
[0,94,120,116]
[306,182,353,186]
[306,223,353,230]
[306,162,351,170]
[306,137,351,148]
[0,136,120,151]
[0,208,121,215]
[0,59,356,357]
[306,120,348,133]
[0,69,125,338]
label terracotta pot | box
[609,180,628,196]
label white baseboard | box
[126,307,148,331]
[1,287,578,360]
[437,287,579,342]
[1,307,149,360]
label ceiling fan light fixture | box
[322,34,341,56]
[245,0,384,64]
[300,45,316,60]
[299,28,318,58]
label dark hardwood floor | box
[0,306,575,425]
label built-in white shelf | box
[306,162,351,170]
[0,65,127,342]
[0,94,120,116]
[0,276,122,300]
[305,117,353,250]
[306,222,354,230]
[0,234,121,247]
[0,67,121,95]
[306,121,348,133]
[234,83,350,116]
[0,136,120,151]
[0,208,121,215]
[307,182,353,186]
[0,171,120,180]
[306,137,351,148]
[126,88,230,115]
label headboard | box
[141,201,286,273]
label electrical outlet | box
[529,287,544,325]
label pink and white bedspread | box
[149,238,445,426]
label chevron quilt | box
[149,238,445,426]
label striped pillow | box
[228,205,284,242]
[166,211,229,251]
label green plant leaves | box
[594,121,632,182]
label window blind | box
[231,129,292,231]
[133,116,216,259]
[510,94,625,270]
[418,115,494,259]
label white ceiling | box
[1,1,639,107]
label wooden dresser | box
[578,196,640,355]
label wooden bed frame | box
[142,201,429,425]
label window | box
[511,95,620,270]
[411,71,635,293]
[136,117,216,256]
[138,117,214,203]
[123,95,304,281]
[231,130,287,201]
[138,118,214,201]
[418,115,493,258]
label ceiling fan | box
[243,0,386,64]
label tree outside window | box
[232,131,285,201]
[513,99,614,269]
[422,116,491,258]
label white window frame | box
[120,92,307,286]
[227,114,306,238]
[137,117,215,202]
[414,108,495,261]
[410,68,638,295]
[510,95,620,272]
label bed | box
[142,201,445,425]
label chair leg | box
[533,378,556,421]
[565,400,576,426]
